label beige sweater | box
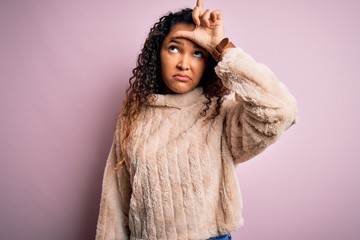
[96,48,298,240]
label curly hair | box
[117,8,229,166]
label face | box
[160,23,208,94]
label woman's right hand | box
[173,0,226,54]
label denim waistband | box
[207,233,232,240]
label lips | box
[173,73,191,82]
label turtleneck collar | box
[148,87,204,109]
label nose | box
[177,55,190,70]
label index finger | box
[196,0,203,8]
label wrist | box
[211,38,236,62]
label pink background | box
[1,0,359,239]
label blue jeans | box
[207,233,232,240]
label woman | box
[96,1,298,239]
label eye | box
[169,46,179,53]
[194,51,204,58]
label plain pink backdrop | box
[1,0,359,239]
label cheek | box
[194,61,207,77]
[160,52,169,77]
[160,51,166,67]
[160,53,175,73]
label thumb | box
[172,30,195,42]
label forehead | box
[163,23,201,49]
[165,23,195,40]
[170,23,194,33]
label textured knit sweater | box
[96,47,298,240]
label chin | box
[172,87,194,94]
[165,84,193,94]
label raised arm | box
[216,47,298,164]
[173,0,298,164]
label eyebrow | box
[168,39,183,46]
[167,39,204,50]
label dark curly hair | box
[117,8,229,165]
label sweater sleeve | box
[95,130,131,239]
[215,47,298,164]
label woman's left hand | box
[173,0,225,53]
